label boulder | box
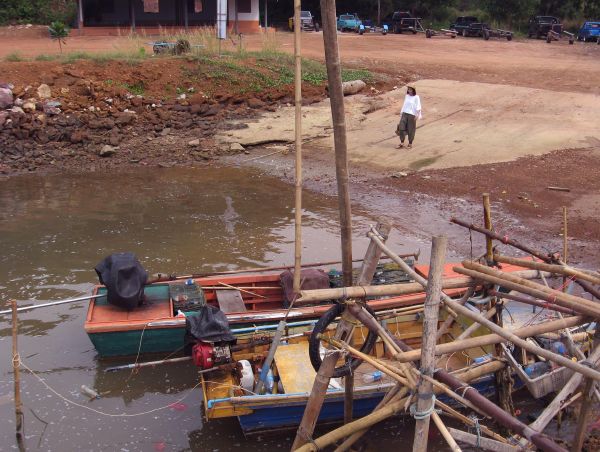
[188,139,200,146]
[247,97,265,109]
[341,80,366,96]
[0,87,13,109]
[37,84,52,99]
[9,106,24,114]
[99,145,118,157]
[229,142,245,152]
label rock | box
[37,84,52,99]
[99,145,118,157]
[160,128,171,136]
[109,132,121,146]
[131,96,143,107]
[229,142,245,152]
[115,112,135,126]
[188,139,200,146]
[9,106,24,114]
[60,87,70,95]
[190,103,207,115]
[89,118,115,129]
[0,111,7,127]
[341,80,366,96]
[43,100,62,116]
[22,101,36,112]
[202,106,220,117]
[391,171,409,178]
[0,82,14,90]
[247,97,265,109]
[70,130,86,144]
[0,87,13,109]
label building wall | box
[227,0,260,33]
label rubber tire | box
[462,29,467,37]
[483,30,490,40]
[314,23,319,32]
[412,30,417,35]
[309,303,378,378]
[546,35,551,43]
[426,29,432,39]
[569,38,574,45]
[507,34,512,41]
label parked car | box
[577,21,600,42]
[382,11,416,34]
[458,21,489,37]
[337,13,361,32]
[450,16,479,36]
[288,10,319,32]
[356,19,388,35]
[528,16,562,38]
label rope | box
[17,357,202,418]
[469,414,483,448]
[409,394,439,420]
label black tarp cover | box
[184,305,237,353]
[94,252,148,310]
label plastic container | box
[362,370,383,384]
[524,362,551,379]
[239,360,254,393]
[473,353,492,365]
[550,341,567,356]
[81,385,100,400]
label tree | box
[486,0,539,27]
[48,21,69,53]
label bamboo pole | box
[458,261,600,318]
[291,350,341,450]
[489,289,578,316]
[436,287,474,340]
[413,236,447,452]
[397,315,585,363]
[562,206,568,293]
[12,300,24,442]
[320,0,353,286]
[297,269,550,304]
[441,292,600,381]
[483,193,494,264]
[572,330,600,451]
[493,254,600,286]
[343,222,392,424]
[292,0,302,295]
[448,428,519,452]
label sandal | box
[407,143,412,149]
[397,144,404,149]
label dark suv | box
[450,16,479,36]
[383,11,416,34]
[528,16,562,38]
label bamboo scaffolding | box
[456,261,600,318]
[494,254,600,286]
[303,361,505,452]
[450,217,600,300]
[396,315,586,362]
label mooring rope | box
[17,357,203,418]
[409,394,439,420]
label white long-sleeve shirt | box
[401,94,422,119]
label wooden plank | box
[215,289,247,313]
[448,428,519,452]
[275,342,318,394]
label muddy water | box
[0,166,448,451]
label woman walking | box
[396,86,422,148]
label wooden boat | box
[85,261,531,358]
[200,302,503,436]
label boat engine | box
[192,342,232,369]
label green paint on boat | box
[88,327,185,357]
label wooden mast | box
[292,0,302,294]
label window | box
[237,0,251,14]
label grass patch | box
[123,81,145,95]
[35,54,60,62]
[5,52,23,62]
